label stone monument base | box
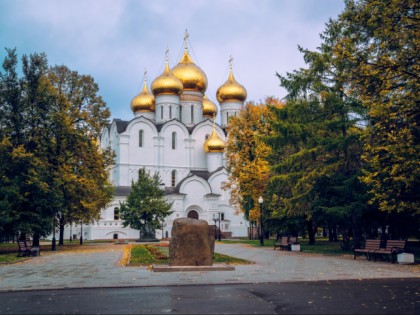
[152,264,235,272]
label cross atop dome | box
[184,29,189,51]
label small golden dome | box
[204,129,225,153]
[202,95,218,118]
[130,79,155,112]
[216,68,247,103]
[172,49,208,93]
[151,59,183,96]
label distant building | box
[68,32,248,240]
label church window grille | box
[139,130,144,147]
[171,170,176,187]
[114,207,120,220]
[172,132,176,149]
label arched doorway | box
[187,210,199,219]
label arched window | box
[139,130,143,147]
[171,170,176,187]
[114,207,120,220]
[172,132,176,150]
[221,212,225,221]
[179,106,182,121]
[161,106,164,120]
[169,106,172,119]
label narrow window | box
[169,106,172,119]
[139,130,143,147]
[191,106,194,123]
[172,132,176,150]
[221,212,225,221]
[161,106,163,119]
[114,207,120,220]
[171,170,176,187]
[179,106,182,121]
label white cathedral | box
[68,34,249,241]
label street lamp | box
[52,214,56,251]
[258,196,264,246]
[218,211,221,242]
[212,214,219,240]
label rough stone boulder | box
[169,218,213,266]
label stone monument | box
[169,217,214,266]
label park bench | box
[372,240,407,263]
[353,239,381,260]
[17,240,39,257]
[274,236,289,250]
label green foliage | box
[0,49,113,242]
[119,169,172,233]
[333,0,419,216]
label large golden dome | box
[216,68,247,103]
[151,58,183,96]
[130,79,155,112]
[172,49,208,93]
[204,129,225,153]
[202,95,218,118]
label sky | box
[0,0,346,121]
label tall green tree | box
[119,169,172,240]
[266,16,368,244]
[333,0,419,220]
[0,50,114,247]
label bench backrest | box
[289,236,298,244]
[280,236,289,245]
[384,240,406,251]
[18,240,27,250]
[363,239,381,249]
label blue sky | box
[0,0,345,121]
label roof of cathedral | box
[130,77,155,113]
[151,55,183,96]
[114,119,129,133]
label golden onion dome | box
[172,49,208,93]
[204,129,225,153]
[130,78,155,113]
[216,67,247,103]
[151,58,183,96]
[202,95,218,118]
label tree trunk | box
[59,217,65,245]
[307,219,316,245]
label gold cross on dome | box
[229,55,233,70]
[184,29,189,50]
[144,68,147,82]
[165,47,169,61]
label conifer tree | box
[119,169,172,240]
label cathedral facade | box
[69,35,249,240]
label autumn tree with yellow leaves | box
[223,98,283,224]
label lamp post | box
[218,211,221,241]
[52,214,56,251]
[80,220,83,245]
[212,214,219,240]
[258,196,264,246]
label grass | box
[128,244,253,266]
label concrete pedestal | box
[291,244,301,252]
[397,253,414,264]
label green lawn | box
[128,244,253,266]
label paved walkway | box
[0,242,418,292]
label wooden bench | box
[17,240,39,257]
[372,240,407,263]
[274,236,289,250]
[354,239,381,260]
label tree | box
[332,0,419,219]
[223,98,279,228]
[119,169,172,240]
[265,16,368,244]
[0,50,114,247]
